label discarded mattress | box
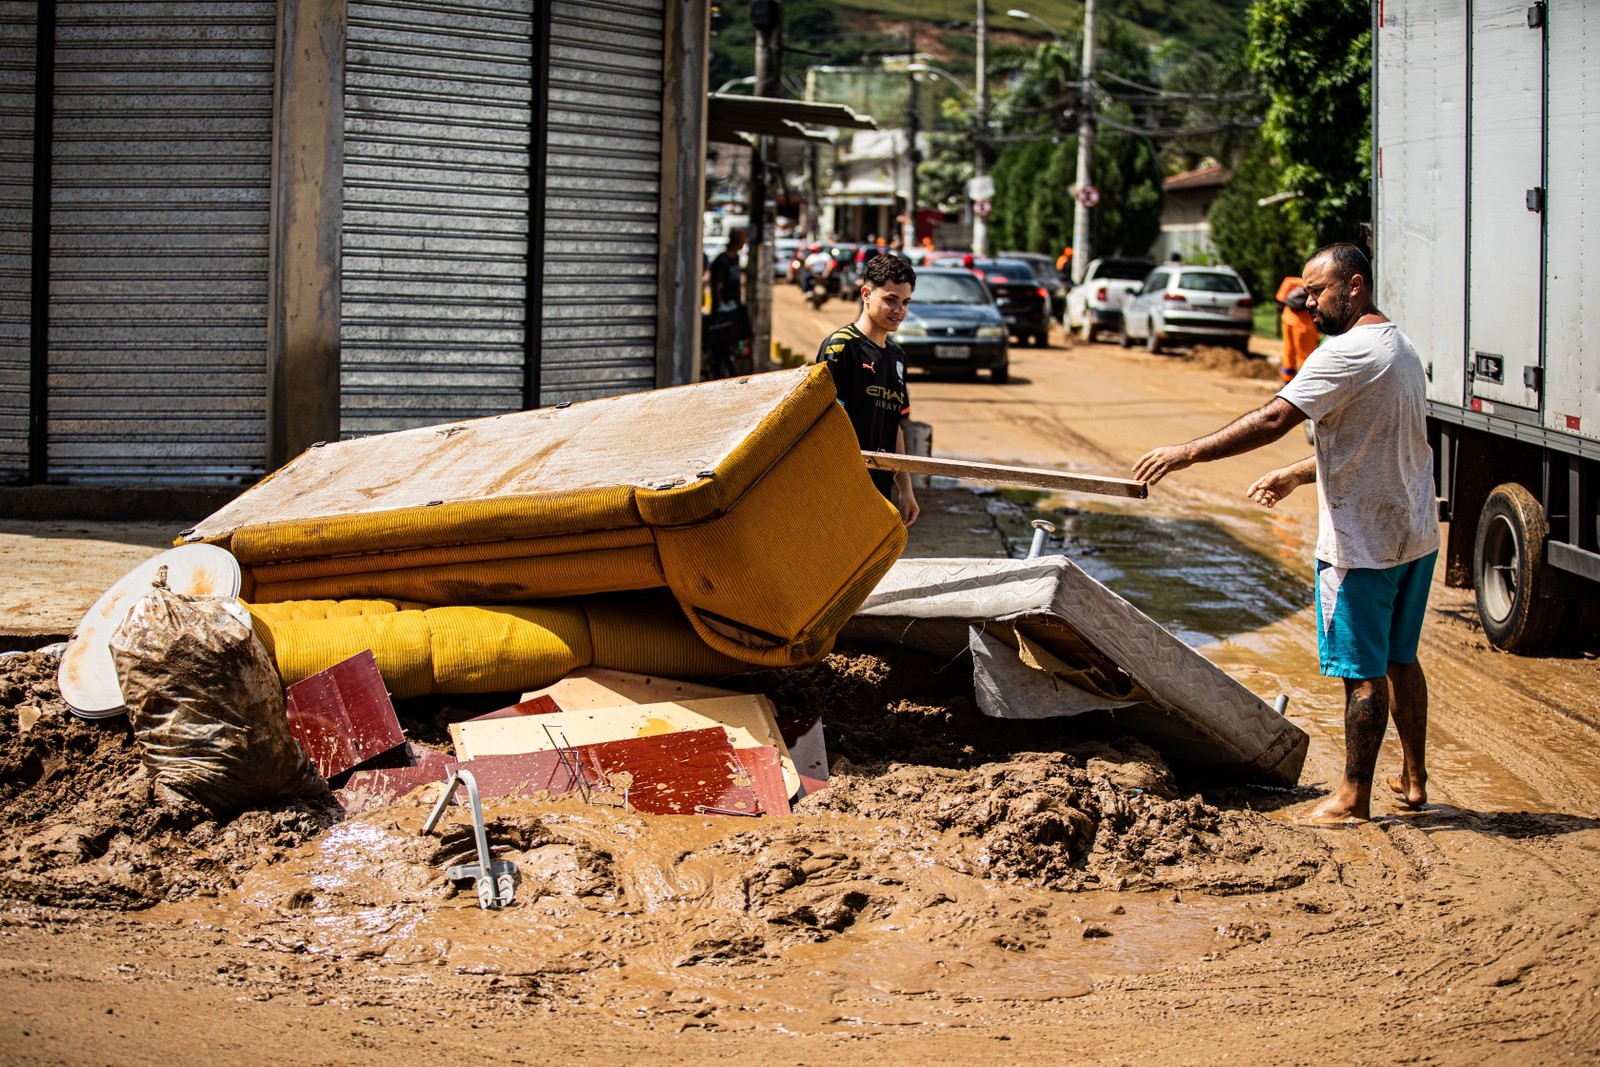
[249,590,757,699]
[186,366,906,668]
[844,557,1309,786]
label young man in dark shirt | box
[815,253,920,526]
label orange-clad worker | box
[1055,245,1074,273]
[1275,275,1320,380]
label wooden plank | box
[861,452,1148,499]
[452,694,800,798]
[520,667,739,709]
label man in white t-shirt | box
[1132,243,1439,826]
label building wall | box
[0,0,699,486]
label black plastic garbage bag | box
[110,577,327,814]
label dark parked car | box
[968,258,1052,347]
[998,250,1069,323]
[890,267,1010,383]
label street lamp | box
[1006,8,1063,41]
[908,62,990,253]
[1010,3,1097,284]
[907,62,974,101]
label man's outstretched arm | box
[1133,397,1306,485]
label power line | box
[1096,113,1262,138]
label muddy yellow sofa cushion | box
[191,367,904,669]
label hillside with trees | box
[713,0,1371,280]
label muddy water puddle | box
[986,491,1312,648]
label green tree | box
[1207,129,1315,299]
[986,24,1165,258]
[1247,0,1370,245]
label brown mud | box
[1183,344,1281,380]
[1,646,1313,912]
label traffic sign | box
[973,198,992,218]
[1076,184,1101,208]
[967,175,995,201]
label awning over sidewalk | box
[707,94,878,145]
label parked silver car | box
[1120,265,1254,353]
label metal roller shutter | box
[540,0,663,404]
[0,1,36,481]
[340,0,537,435]
[47,1,274,483]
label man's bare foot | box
[1386,772,1428,810]
[1293,795,1368,827]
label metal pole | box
[748,0,782,367]
[973,1,989,256]
[902,21,918,252]
[1069,0,1096,284]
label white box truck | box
[1374,0,1599,649]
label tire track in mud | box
[1415,619,1600,819]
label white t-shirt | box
[1278,321,1439,570]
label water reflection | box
[987,495,1312,647]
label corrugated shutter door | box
[47,1,274,483]
[340,0,536,435]
[0,2,36,481]
[539,0,662,404]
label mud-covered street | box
[2,289,1597,1065]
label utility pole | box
[748,0,782,367]
[972,1,989,257]
[1069,0,1096,284]
[902,21,918,252]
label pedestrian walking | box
[1133,243,1439,825]
[815,253,920,526]
[703,228,751,379]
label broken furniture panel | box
[521,667,738,709]
[846,557,1309,786]
[450,693,800,798]
[734,745,792,816]
[446,727,768,816]
[337,743,454,814]
[283,650,406,779]
[776,714,829,796]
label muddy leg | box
[1385,659,1429,808]
[1303,677,1388,823]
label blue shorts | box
[1314,552,1437,679]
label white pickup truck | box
[1064,257,1155,343]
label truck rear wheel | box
[1473,482,1563,650]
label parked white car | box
[1065,257,1155,342]
[1120,264,1254,353]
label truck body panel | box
[1545,3,1597,440]
[1375,0,1600,647]
[1374,0,1467,411]
[1466,1,1543,412]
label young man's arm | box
[893,421,919,527]
[1132,397,1306,485]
